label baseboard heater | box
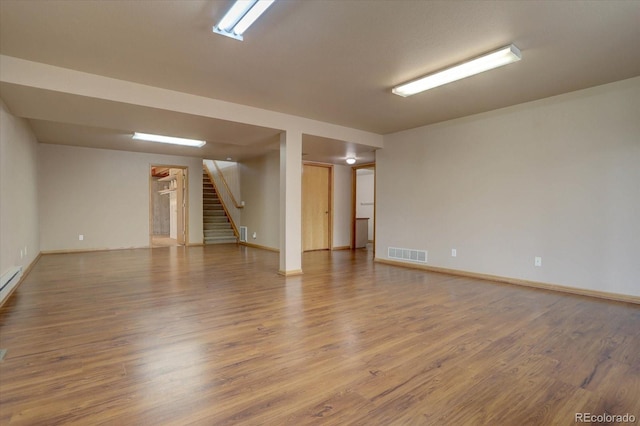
[0,266,23,304]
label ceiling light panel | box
[132,132,206,148]
[214,0,275,41]
[393,44,522,97]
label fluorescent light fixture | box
[346,157,356,165]
[132,132,206,148]
[392,44,522,97]
[213,0,275,41]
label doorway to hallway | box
[149,165,189,248]
[352,164,375,256]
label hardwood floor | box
[1,245,639,425]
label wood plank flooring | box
[1,245,639,425]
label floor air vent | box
[239,226,248,243]
[388,247,427,263]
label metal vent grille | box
[388,247,427,263]
[239,226,248,242]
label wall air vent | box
[239,226,248,242]
[388,247,427,263]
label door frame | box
[351,163,375,256]
[149,164,189,247]
[302,161,333,252]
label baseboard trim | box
[239,242,280,253]
[375,258,640,305]
[278,269,303,276]
[41,246,150,255]
[332,246,351,251]
[0,252,42,308]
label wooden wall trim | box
[375,258,640,305]
[41,247,151,255]
[239,242,280,253]
[278,269,304,276]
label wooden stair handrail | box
[203,165,239,240]
[213,161,244,209]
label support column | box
[279,130,303,275]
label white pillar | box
[279,130,303,275]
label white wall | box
[377,77,640,297]
[0,100,40,274]
[239,150,280,250]
[332,164,352,248]
[215,160,242,202]
[38,144,203,251]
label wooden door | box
[302,164,331,251]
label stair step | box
[204,217,229,222]
[204,230,235,237]
[204,223,232,228]
[204,220,232,226]
[204,229,233,234]
[204,225,233,230]
[203,167,235,244]
[204,236,238,244]
[204,212,226,217]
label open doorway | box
[150,165,189,248]
[352,164,375,256]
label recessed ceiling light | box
[346,157,356,165]
[393,44,522,97]
[132,132,206,148]
[214,0,275,41]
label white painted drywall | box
[0,100,40,274]
[38,144,203,251]
[332,164,352,248]
[239,150,280,250]
[377,77,640,297]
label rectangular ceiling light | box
[132,132,206,148]
[392,44,522,97]
[213,0,275,41]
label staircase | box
[203,169,237,244]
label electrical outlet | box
[451,248,457,257]
[534,256,542,267]
[79,234,84,241]
[252,232,257,239]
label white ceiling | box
[1,0,639,164]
